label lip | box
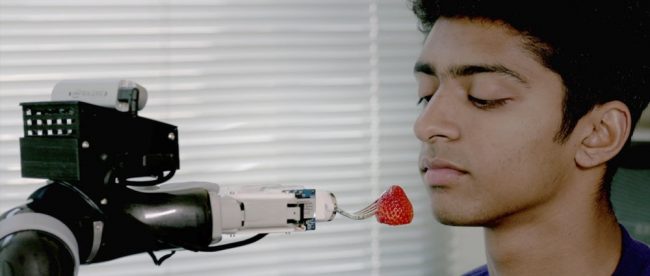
[419,157,468,186]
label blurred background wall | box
[0,1,486,275]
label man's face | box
[414,18,578,226]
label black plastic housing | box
[19,101,179,189]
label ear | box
[575,101,631,168]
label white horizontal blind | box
[0,1,454,275]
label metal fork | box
[335,199,379,220]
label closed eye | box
[467,95,509,110]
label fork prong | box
[335,203,378,220]
[356,200,378,213]
[336,207,375,220]
[357,204,377,215]
[348,199,378,215]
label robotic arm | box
[0,80,338,275]
[0,181,338,273]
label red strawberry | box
[376,185,413,226]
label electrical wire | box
[194,233,268,252]
[145,234,268,265]
[118,170,176,186]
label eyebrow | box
[413,61,435,75]
[413,61,528,85]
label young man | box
[409,1,650,275]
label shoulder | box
[463,265,488,276]
[613,225,650,276]
[627,237,650,274]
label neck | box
[483,174,622,276]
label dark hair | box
[410,0,650,201]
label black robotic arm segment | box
[91,185,216,263]
[25,181,217,265]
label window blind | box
[0,0,469,275]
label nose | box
[413,89,461,143]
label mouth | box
[419,157,467,173]
[419,158,468,186]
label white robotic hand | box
[218,185,337,235]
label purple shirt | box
[463,225,650,276]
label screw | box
[100,198,108,205]
[82,141,90,149]
[168,132,176,141]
